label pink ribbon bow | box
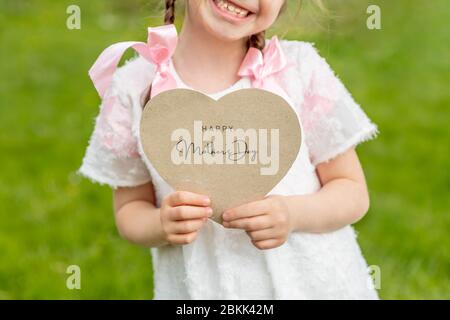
[88,24,178,100]
[238,36,295,100]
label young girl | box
[78,0,379,299]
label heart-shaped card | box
[140,88,301,224]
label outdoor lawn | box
[0,0,448,299]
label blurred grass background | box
[0,0,448,299]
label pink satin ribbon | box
[88,24,178,99]
[238,36,295,100]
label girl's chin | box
[195,0,256,42]
[203,23,250,42]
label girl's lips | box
[209,0,256,24]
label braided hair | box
[164,0,176,24]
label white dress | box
[78,39,380,300]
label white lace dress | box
[78,40,380,300]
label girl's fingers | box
[223,214,273,231]
[222,199,268,222]
[166,231,199,245]
[251,238,283,250]
[168,191,211,207]
[170,218,206,234]
[169,205,213,221]
[246,228,277,241]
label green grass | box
[0,0,449,299]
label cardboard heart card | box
[140,88,302,224]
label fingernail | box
[203,197,211,205]
[207,207,213,216]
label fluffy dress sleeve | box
[296,43,379,166]
[77,61,152,189]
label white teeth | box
[214,0,249,17]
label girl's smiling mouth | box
[210,0,256,23]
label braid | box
[164,0,176,25]
[248,30,266,51]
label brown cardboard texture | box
[140,88,301,224]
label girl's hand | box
[160,191,213,245]
[221,195,293,250]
